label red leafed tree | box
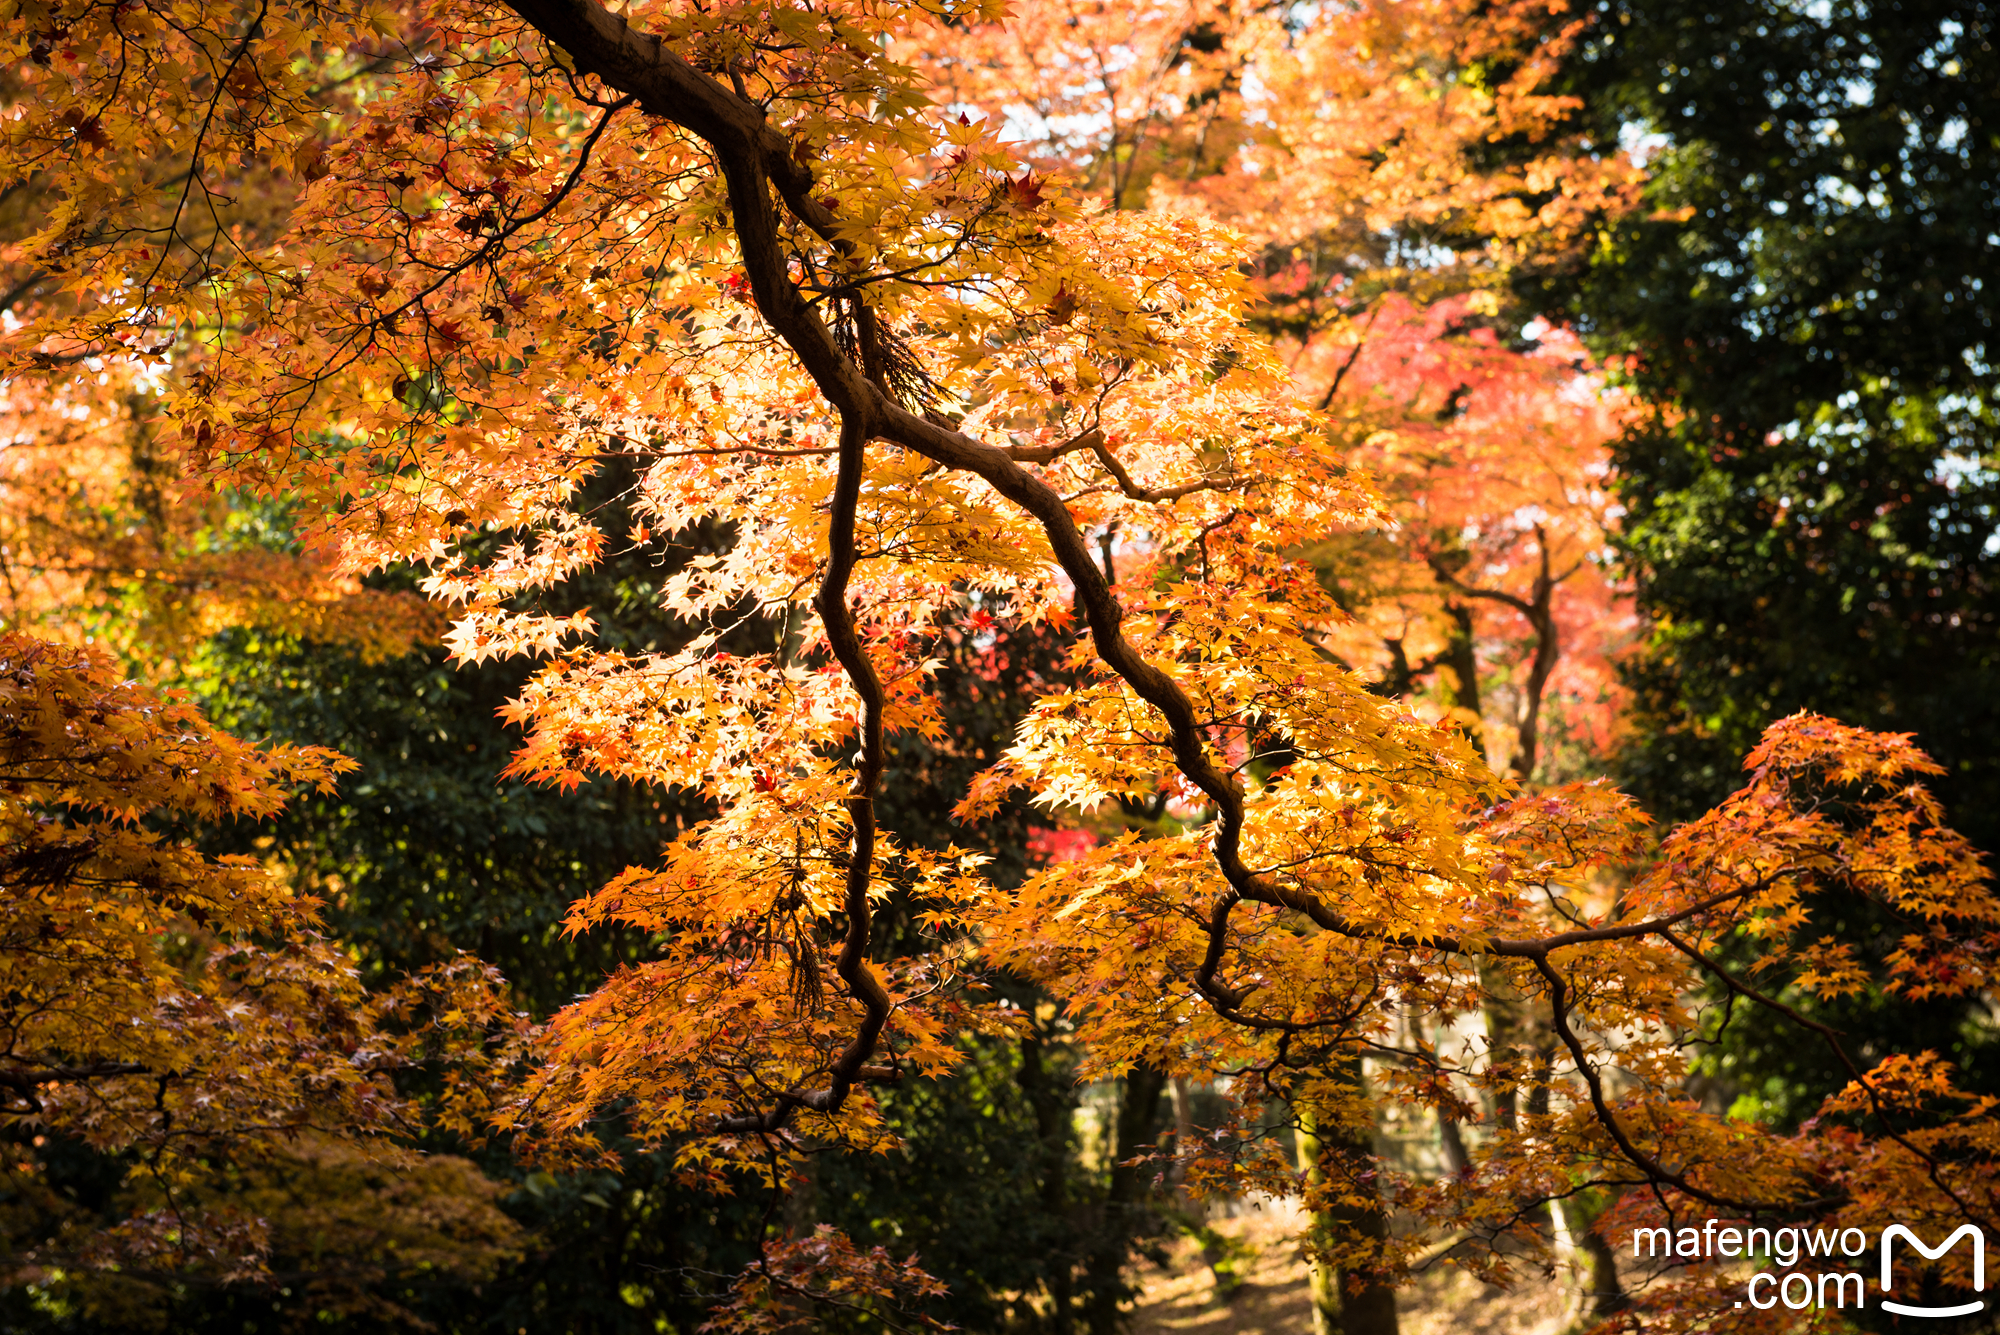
[908,0,1642,787]
[1304,296,1637,782]
[1,3,1995,1334]
[920,20,1646,1323]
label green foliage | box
[1699,895,2000,1130]
[1534,0,2000,1124]
[70,480,1137,1334]
[58,621,763,1335]
[192,627,675,1013]
[1540,0,2000,829]
[816,1031,1127,1332]
[1548,0,1995,409]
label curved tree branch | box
[715,410,892,1135]
[491,1,1873,1213]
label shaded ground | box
[1129,1201,1573,1335]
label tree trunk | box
[1437,1110,1470,1177]
[1297,1068,1399,1335]
[1442,601,1483,760]
[1479,965,1532,1133]
[1558,1192,1629,1330]
[1508,527,1559,783]
[1168,1075,1198,1209]
[1018,1028,1078,1334]
[1577,1218,1628,1323]
[1081,1066,1166,1335]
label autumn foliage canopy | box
[1,0,1995,1327]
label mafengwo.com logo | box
[1630,1221,1986,1316]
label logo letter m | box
[1881,1224,1987,1318]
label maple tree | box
[911,8,1647,1323]
[0,634,527,1323]
[1301,296,1634,781]
[187,505,1145,1332]
[905,0,1642,787]
[1291,295,1640,1328]
[903,0,1633,259]
[3,0,1998,1332]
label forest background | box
[0,0,1994,1332]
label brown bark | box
[1298,1062,1398,1335]
[1555,1192,1629,1330]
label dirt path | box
[1128,1202,1575,1335]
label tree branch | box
[715,410,892,1135]
[491,1,1867,1213]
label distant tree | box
[1530,0,2000,1129]
[1533,0,2000,840]
[0,369,428,666]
